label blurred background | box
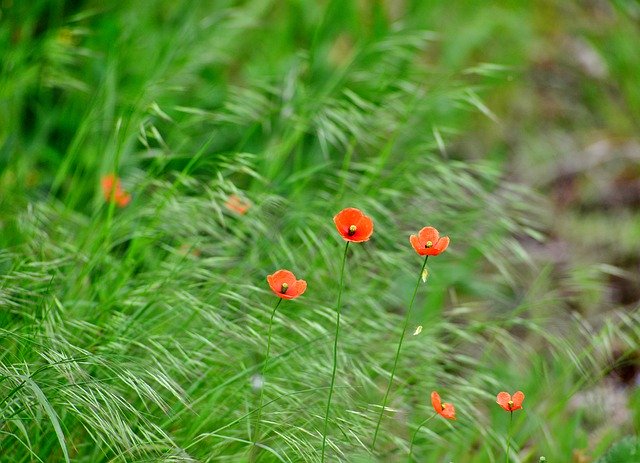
[1,1,639,462]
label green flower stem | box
[252,297,283,451]
[506,411,513,463]
[408,412,437,461]
[320,241,350,462]
[372,255,429,449]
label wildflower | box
[372,225,447,449]
[409,226,450,256]
[101,174,131,208]
[333,207,374,242]
[431,391,456,420]
[267,270,307,300]
[225,194,250,215]
[496,391,525,412]
[255,269,307,452]
[322,208,372,461]
[498,391,524,462]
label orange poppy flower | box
[410,227,449,256]
[496,391,525,412]
[101,174,131,208]
[333,208,374,243]
[431,391,456,420]
[225,194,250,215]
[267,270,307,300]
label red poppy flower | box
[101,174,131,208]
[431,391,456,420]
[225,194,250,215]
[496,391,525,412]
[267,270,307,300]
[333,208,374,243]
[410,227,449,256]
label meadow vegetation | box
[1,1,639,461]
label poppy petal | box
[512,391,525,410]
[433,236,450,254]
[334,208,374,242]
[267,270,306,300]
[267,270,296,293]
[431,391,442,413]
[291,279,307,298]
[334,208,364,232]
[441,402,456,420]
[410,234,425,255]
[101,175,115,192]
[418,227,440,244]
[352,215,374,242]
[115,191,131,207]
[496,392,512,411]
[226,195,250,215]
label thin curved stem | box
[408,412,437,461]
[252,298,283,454]
[506,411,513,463]
[320,241,350,462]
[372,255,429,449]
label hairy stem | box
[506,411,513,463]
[320,241,350,462]
[372,255,429,449]
[408,412,437,461]
[251,297,283,458]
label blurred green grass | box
[1,1,639,461]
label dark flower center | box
[425,240,433,248]
[508,400,513,410]
[348,225,357,236]
[280,283,289,294]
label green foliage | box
[1,0,638,462]
[595,437,640,463]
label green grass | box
[1,1,639,461]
